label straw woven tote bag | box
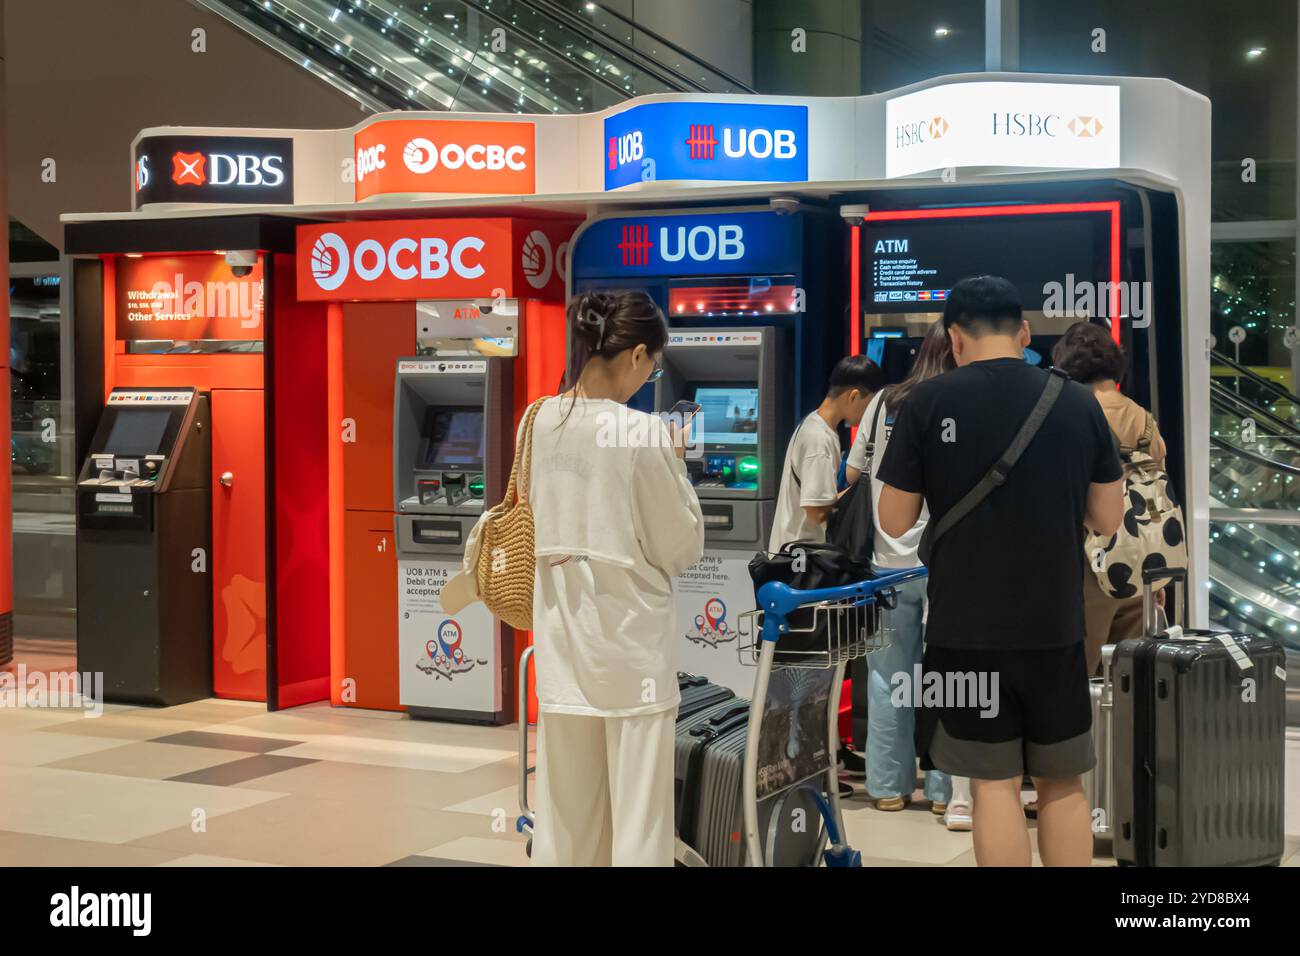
[474,399,545,630]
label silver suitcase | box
[1082,643,1115,842]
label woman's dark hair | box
[882,319,955,414]
[1051,320,1124,384]
[562,289,669,391]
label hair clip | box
[586,308,607,351]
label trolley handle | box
[754,567,928,642]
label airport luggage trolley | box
[735,568,926,867]
[515,568,926,866]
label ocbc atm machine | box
[393,358,514,723]
[76,388,212,705]
[654,327,787,692]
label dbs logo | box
[172,151,206,186]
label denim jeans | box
[866,571,951,803]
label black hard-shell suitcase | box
[1112,569,1287,866]
[676,672,735,720]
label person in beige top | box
[1052,322,1168,675]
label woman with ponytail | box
[527,290,704,867]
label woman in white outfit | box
[528,290,705,867]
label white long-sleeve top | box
[524,398,705,717]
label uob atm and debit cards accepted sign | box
[604,102,809,190]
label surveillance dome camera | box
[224,250,258,278]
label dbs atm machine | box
[392,357,513,723]
[77,388,212,705]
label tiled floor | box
[1,679,1297,866]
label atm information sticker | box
[396,359,488,375]
[674,553,757,695]
[397,557,497,714]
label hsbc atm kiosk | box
[392,357,514,724]
[76,388,212,705]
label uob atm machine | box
[77,388,212,705]
[392,357,513,723]
[570,208,816,693]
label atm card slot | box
[700,503,734,531]
[411,519,463,546]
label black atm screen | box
[421,406,484,469]
[103,408,172,457]
[865,210,1110,314]
[692,385,759,450]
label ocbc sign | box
[310,231,485,292]
[353,119,536,200]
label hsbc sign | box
[884,81,1120,178]
[133,135,294,205]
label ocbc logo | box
[402,137,528,174]
[357,144,387,183]
[309,231,485,291]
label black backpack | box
[748,541,876,659]
[826,398,886,560]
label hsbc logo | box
[991,112,1105,138]
[618,222,745,267]
[894,115,949,149]
[308,230,486,292]
[169,150,286,188]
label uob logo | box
[686,124,798,161]
[617,222,745,267]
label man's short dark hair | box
[827,355,885,398]
[943,275,1023,336]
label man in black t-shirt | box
[877,276,1123,867]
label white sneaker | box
[944,800,973,831]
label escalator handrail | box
[1210,435,1300,477]
[1211,350,1300,408]
[1210,382,1300,451]
[521,0,756,94]
[451,0,667,101]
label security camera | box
[770,196,801,216]
[224,250,258,278]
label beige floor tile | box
[0,730,136,768]
[415,834,528,867]
[442,784,522,818]
[841,803,973,865]
[263,732,515,773]
[0,704,103,731]
[236,754,520,810]
[157,854,280,867]
[212,708,521,749]
[0,765,286,844]
[0,829,188,866]
[130,796,499,866]
[44,741,253,780]
[36,712,229,743]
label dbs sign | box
[353,119,535,200]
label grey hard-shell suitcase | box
[1082,644,1115,842]
[1111,569,1287,866]
[673,694,828,867]
[676,672,735,721]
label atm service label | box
[107,391,194,405]
[668,331,763,347]
[397,359,487,374]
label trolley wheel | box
[525,837,533,858]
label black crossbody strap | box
[789,417,807,488]
[864,395,886,471]
[918,368,1068,565]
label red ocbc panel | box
[211,389,268,701]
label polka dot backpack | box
[1085,413,1188,600]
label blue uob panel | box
[603,102,809,191]
[571,210,802,282]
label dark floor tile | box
[166,754,318,786]
[152,730,302,753]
